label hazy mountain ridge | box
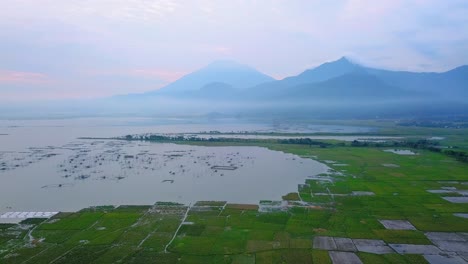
[365,65,468,98]
[285,72,414,99]
[285,56,364,84]
[143,57,466,102]
[148,60,275,95]
[88,57,468,119]
[229,57,363,97]
[253,57,466,100]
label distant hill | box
[242,57,466,101]
[247,57,363,95]
[366,65,468,98]
[138,57,467,101]
[148,60,275,95]
[284,56,364,84]
[243,72,414,101]
[286,72,412,99]
[114,57,467,118]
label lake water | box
[0,117,370,213]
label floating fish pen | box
[210,165,238,170]
[162,179,174,183]
[41,183,74,189]
[164,154,184,158]
[0,212,59,219]
[75,175,90,180]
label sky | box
[1,0,467,101]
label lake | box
[0,117,370,213]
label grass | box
[372,230,431,245]
[282,192,301,201]
[311,249,332,264]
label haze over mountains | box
[147,60,275,95]
[2,57,467,119]
[137,57,467,103]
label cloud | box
[0,70,51,84]
[85,68,186,82]
[0,0,180,23]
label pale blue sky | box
[1,0,467,101]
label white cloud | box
[0,70,51,84]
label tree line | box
[350,139,468,163]
[124,134,329,147]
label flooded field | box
[384,149,417,155]
[0,118,346,213]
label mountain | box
[244,72,413,101]
[141,57,466,101]
[178,82,239,99]
[286,72,414,99]
[366,65,468,98]
[284,56,364,85]
[245,57,466,101]
[114,56,467,118]
[248,57,364,95]
[149,60,274,95]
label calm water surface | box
[0,118,368,213]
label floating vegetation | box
[210,165,238,170]
[41,183,74,189]
[0,149,61,172]
[75,175,90,180]
[162,180,174,183]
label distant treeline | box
[124,134,330,147]
[350,139,468,163]
[350,139,440,150]
[127,134,258,142]
[444,150,468,163]
[277,138,330,147]
[397,121,468,128]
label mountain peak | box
[331,56,356,65]
[205,60,250,70]
[315,56,362,71]
[284,56,363,84]
[338,56,350,61]
[152,60,275,93]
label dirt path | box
[164,203,192,253]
